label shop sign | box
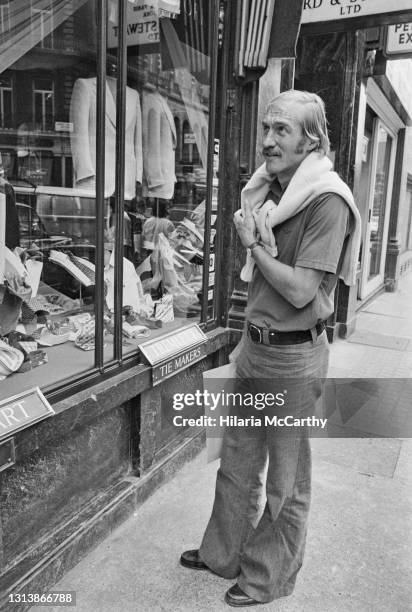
[0,388,54,441]
[140,323,207,366]
[108,1,160,48]
[209,253,215,272]
[302,0,412,24]
[152,343,207,384]
[213,139,220,174]
[385,23,412,58]
[55,122,73,133]
[184,133,196,145]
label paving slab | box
[31,445,412,612]
[311,438,402,478]
[354,312,412,339]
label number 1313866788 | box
[8,591,76,606]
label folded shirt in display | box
[122,322,151,339]
[152,294,174,323]
[17,349,48,372]
[48,250,94,287]
[37,328,73,346]
[179,245,204,260]
[0,339,25,380]
[68,253,95,284]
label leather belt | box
[247,321,325,346]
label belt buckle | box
[249,323,262,343]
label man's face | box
[262,100,314,184]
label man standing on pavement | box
[180,90,360,607]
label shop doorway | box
[357,81,401,300]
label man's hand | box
[233,209,257,248]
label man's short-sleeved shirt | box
[246,178,351,331]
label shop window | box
[0,0,219,403]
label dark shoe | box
[225,584,262,607]
[180,549,209,570]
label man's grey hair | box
[267,89,330,156]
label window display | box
[0,0,216,400]
[70,75,143,197]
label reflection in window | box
[0,0,217,399]
[33,78,54,131]
[31,1,54,49]
[0,74,12,127]
[0,1,11,39]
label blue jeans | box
[199,331,329,603]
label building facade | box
[1,1,411,606]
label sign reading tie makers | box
[302,0,412,23]
[139,324,207,385]
[108,1,160,48]
[0,388,55,441]
[384,23,412,59]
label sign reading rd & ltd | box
[302,0,412,23]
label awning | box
[237,0,304,77]
[268,0,304,59]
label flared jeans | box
[199,330,329,603]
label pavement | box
[32,274,412,612]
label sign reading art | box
[385,23,412,58]
[302,0,412,24]
[0,388,55,441]
[108,1,160,48]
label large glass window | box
[0,0,218,401]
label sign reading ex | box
[385,23,412,58]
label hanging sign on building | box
[108,1,160,48]
[302,0,412,24]
[0,388,55,441]
[384,23,412,58]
